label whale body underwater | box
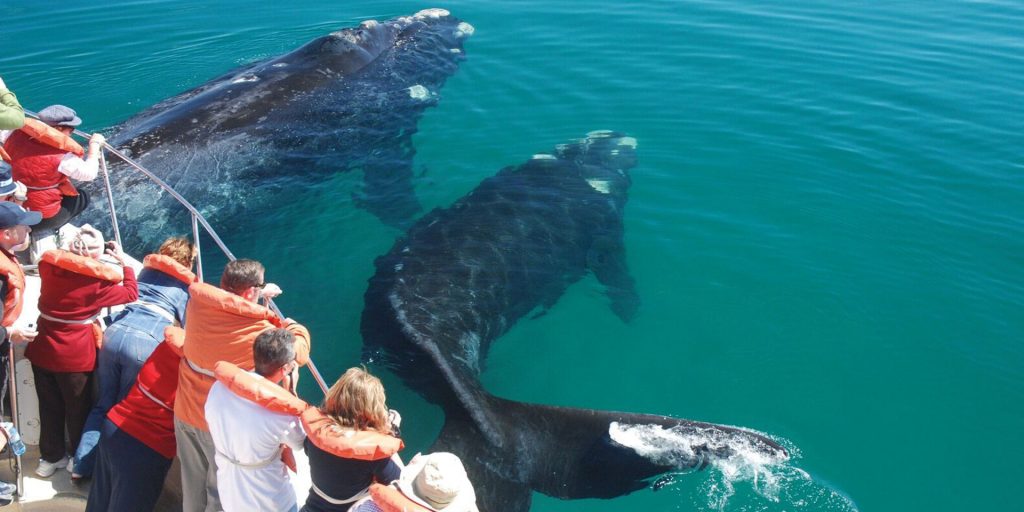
[361,132,789,511]
[85,8,472,250]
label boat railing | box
[21,109,330,396]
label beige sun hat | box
[397,453,479,512]
[66,224,105,257]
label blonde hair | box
[321,367,390,434]
[159,237,197,268]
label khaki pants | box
[175,418,221,512]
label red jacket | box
[3,130,73,219]
[107,339,181,459]
[26,251,138,372]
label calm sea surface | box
[3,1,1023,510]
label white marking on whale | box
[455,22,476,38]
[415,8,450,19]
[586,179,611,194]
[408,85,430,100]
[609,421,787,470]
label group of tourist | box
[0,75,480,511]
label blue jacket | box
[107,267,189,339]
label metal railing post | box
[191,214,204,283]
[98,151,123,248]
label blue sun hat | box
[0,202,41,229]
[0,161,18,197]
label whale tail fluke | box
[431,395,788,512]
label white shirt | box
[58,152,99,181]
[206,376,307,512]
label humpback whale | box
[361,132,788,511]
[87,8,472,248]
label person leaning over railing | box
[174,259,311,512]
[0,76,24,130]
[25,226,138,478]
[206,328,307,512]
[72,236,197,480]
[301,367,405,512]
[2,104,106,235]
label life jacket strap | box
[311,481,370,506]
[131,300,176,324]
[216,446,283,470]
[137,382,173,411]
[38,311,101,325]
[185,357,215,378]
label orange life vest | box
[301,408,404,461]
[213,361,309,416]
[176,282,311,431]
[142,254,195,285]
[40,250,122,283]
[18,118,84,157]
[0,251,26,328]
[368,483,433,512]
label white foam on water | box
[586,179,612,194]
[531,154,557,160]
[609,422,859,511]
[408,85,430,100]
[415,8,450,19]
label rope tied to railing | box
[18,109,330,396]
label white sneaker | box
[35,455,70,478]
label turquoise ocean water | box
[3,1,1023,510]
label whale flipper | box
[430,394,787,511]
[587,231,640,322]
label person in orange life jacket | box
[85,327,185,512]
[0,200,39,342]
[72,237,197,480]
[349,452,479,512]
[0,202,40,499]
[207,328,307,512]
[301,367,404,512]
[26,225,138,478]
[2,104,106,233]
[175,258,311,512]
